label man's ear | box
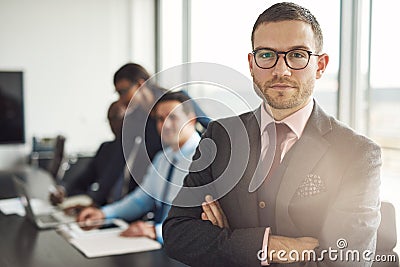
[248,53,254,77]
[316,53,329,79]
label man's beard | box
[253,77,314,110]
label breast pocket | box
[288,181,331,236]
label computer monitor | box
[0,71,25,144]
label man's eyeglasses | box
[252,48,320,70]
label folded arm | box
[201,196,319,265]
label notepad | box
[56,219,161,258]
[70,233,162,258]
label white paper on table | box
[0,197,55,216]
[69,231,161,258]
[0,198,25,216]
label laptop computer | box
[13,176,76,229]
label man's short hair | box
[251,2,323,53]
[113,63,150,85]
[107,100,125,121]
[154,91,195,116]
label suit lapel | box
[275,102,332,234]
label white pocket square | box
[296,174,326,197]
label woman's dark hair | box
[113,63,151,85]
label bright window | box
[370,0,400,254]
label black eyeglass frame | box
[252,48,321,70]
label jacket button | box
[259,201,266,209]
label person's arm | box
[313,139,381,267]
[201,196,319,265]
[201,195,230,229]
[120,221,156,240]
[119,220,164,243]
[101,153,163,221]
[101,187,154,221]
[163,181,265,266]
[49,185,66,205]
[77,206,105,222]
[63,143,106,196]
[50,154,98,205]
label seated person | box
[50,101,137,207]
[50,63,164,207]
[77,91,201,243]
[112,63,208,189]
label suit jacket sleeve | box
[163,120,266,267]
[62,143,104,196]
[100,152,163,221]
[315,138,381,266]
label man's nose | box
[272,55,291,77]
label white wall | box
[0,0,155,168]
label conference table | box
[0,167,188,267]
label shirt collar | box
[261,99,314,139]
[164,132,201,161]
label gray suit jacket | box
[163,101,381,267]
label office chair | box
[46,135,66,181]
[373,201,399,266]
